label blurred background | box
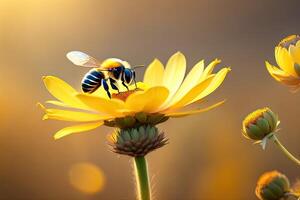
[1,0,300,199]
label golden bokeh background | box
[0,0,299,199]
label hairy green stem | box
[134,156,151,200]
[271,135,300,166]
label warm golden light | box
[69,162,106,194]
[1,0,299,199]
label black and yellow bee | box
[66,51,143,98]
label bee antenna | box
[133,65,144,69]
[97,69,110,71]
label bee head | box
[101,58,131,69]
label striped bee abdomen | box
[81,68,105,93]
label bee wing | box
[66,51,100,68]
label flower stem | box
[271,135,300,166]
[134,156,151,200]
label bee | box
[66,51,143,98]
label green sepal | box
[277,176,290,191]
[116,133,125,145]
[138,126,146,140]
[147,114,165,124]
[263,112,275,131]
[123,116,136,127]
[135,112,148,123]
[267,182,283,197]
[248,124,264,139]
[157,116,169,124]
[148,127,157,140]
[131,129,139,142]
[266,109,278,129]
[272,178,285,190]
[115,116,136,129]
[145,125,152,135]
[122,130,131,141]
[261,188,277,200]
[256,118,270,133]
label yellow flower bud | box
[255,171,290,200]
[242,108,279,141]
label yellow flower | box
[39,52,230,139]
[266,35,300,91]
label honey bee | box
[66,51,143,98]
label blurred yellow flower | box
[266,35,300,91]
[69,162,105,194]
[39,52,230,139]
[255,170,290,200]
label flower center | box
[279,35,300,49]
[112,88,143,101]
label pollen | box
[279,35,300,49]
[112,88,143,101]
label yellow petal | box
[296,40,300,48]
[190,67,231,104]
[45,100,68,107]
[266,61,287,81]
[169,59,204,105]
[125,86,169,113]
[271,74,300,85]
[43,108,112,122]
[266,61,300,85]
[167,75,215,110]
[129,82,149,91]
[289,45,300,64]
[143,59,164,87]
[275,47,296,76]
[166,100,225,118]
[76,94,125,117]
[198,59,221,82]
[162,52,186,99]
[54,122,104,140]
[43,76,91,110]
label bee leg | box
[132,70,137,89]
[121,81,129,91]
[102,79,111,98]
[109,78,120,93]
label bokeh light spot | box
[69,162,106,194]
